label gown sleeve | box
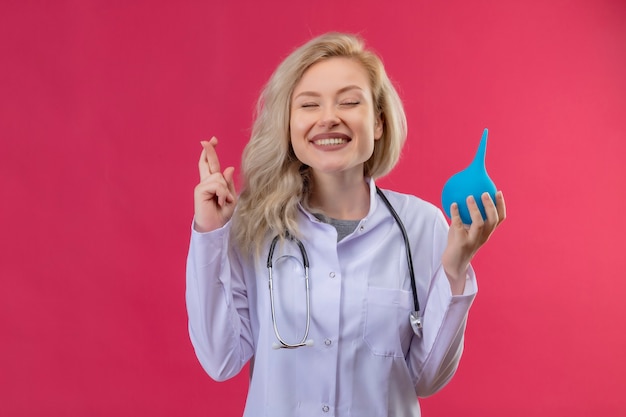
[407,209,478,397]
[185,220,254,381]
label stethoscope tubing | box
[267,235,312,349]
[375,187,421,315]
[267,187,423,349]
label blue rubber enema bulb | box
[441,128,497,225]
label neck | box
[308,173,370,220]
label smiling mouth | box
[313,138,349,146]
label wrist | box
[193,218,221,233]
[443,264,468,295]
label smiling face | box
[289,57,383,182]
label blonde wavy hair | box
[232,32,408,255]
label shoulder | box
[376,187,443,222]
[375,187,450,246]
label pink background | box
[1,0,625,415]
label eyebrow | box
[293,85,365,100]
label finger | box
[198,142,211,181]
[466,195,485,236]
[481,192,499,229]
[449,202,465,229]
[223,166,237,204]
[196,174,232,206]
[495,191,507,225]
[204,137,221,175]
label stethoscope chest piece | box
[410,311,423,338]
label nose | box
[318,105,340,128]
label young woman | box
[186,32,506,417]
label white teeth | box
[315,138,347,146]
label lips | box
[315,138,348,145]
[310,132,351,146]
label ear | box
[374,114,384,140]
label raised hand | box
[442,191,506,294]
[193,137,237,233]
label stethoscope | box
[267,187,423,349]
